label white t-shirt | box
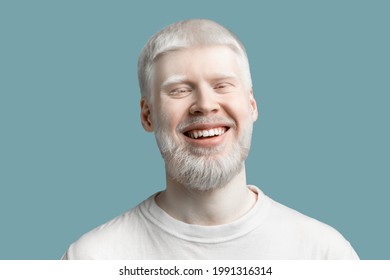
[62,186,358,259]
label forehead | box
[152,46,243,84]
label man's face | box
[141,46,258,190]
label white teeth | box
[187,127,226,139]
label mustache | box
[177,116,236,132]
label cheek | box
[156,100,187,130]
[160,100,188,122]
[224,97,253,120]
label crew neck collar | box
[139,185,269,243]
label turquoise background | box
[1,0,389,259]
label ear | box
[140,98,154,132]
[249,89,258,122]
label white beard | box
[154,114,254,192]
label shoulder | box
[258,190,359,259]
[62,199,150,260]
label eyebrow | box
[160,75,188,89]
[160,72,238,89]
[208,72,238,82]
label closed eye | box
[214,82,234,93]
[168,87,192,98]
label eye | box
[168,87,192,97]
[214,82,234,93]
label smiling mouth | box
[184,127,229,139]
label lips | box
[182,122,232,141]
[179,117,235,144]
[185,127,227,139]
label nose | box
[189,86,220,115]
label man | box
[62,19,358,259]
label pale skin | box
[140,46,259,226]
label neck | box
[155,164,257,226]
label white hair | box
[138,19,252,102]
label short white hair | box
[138,19,252,101]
